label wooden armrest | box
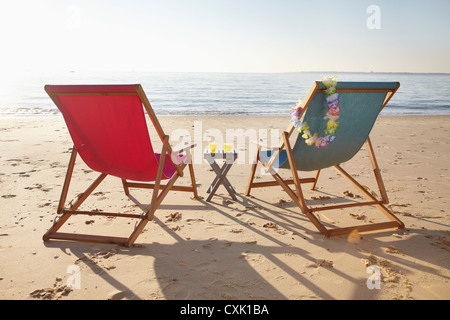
[173,143,196,154]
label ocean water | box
[0,71,449,118]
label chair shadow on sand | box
[44,191,449,300]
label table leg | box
[207,162,237,201]
[207,161,236,194]
[204,152,238,202]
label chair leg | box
[281,132,331,236]
[43,148,108,242]
[269,163,330,236]
[245,145,260,196]
[311,170,321,190]
[127,137,170,247]
[366,137,389,203]
[282,132,307,211]
[188,163,198,199]
[125,218,149,247]
[42,211,73,242]
[245,163,257,196]
[147,136,169,219]
[57,146,77,213]
[333,164,404,229]
[122,179,130,195]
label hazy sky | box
[1,0,449,74]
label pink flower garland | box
[290,76,341,149]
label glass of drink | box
[208,142,218,153]
[224,143,233,153]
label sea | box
[0,71,449,118]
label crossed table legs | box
[204,150,238,202]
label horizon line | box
[27,69,450,76]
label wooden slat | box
[317,89,396,93]
[327,221,403,237]
[49,92,138,96]
[248,178,316,188]
[310,200,383,212]
[62,210,143,219]
[125,182,195,192]
[47,232,128,245]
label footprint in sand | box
[30,278,73,300]
[165,212,182,222]
[1,194,16,199]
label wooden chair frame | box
[246,82,405,237]
[42,85,198,247]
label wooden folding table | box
[204,149,238,202]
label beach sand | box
[0,115,449,300]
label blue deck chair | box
[246,81,405,237]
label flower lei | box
[290,75,341,149]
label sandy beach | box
[0,115,449,300]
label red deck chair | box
[42,84,198,247]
